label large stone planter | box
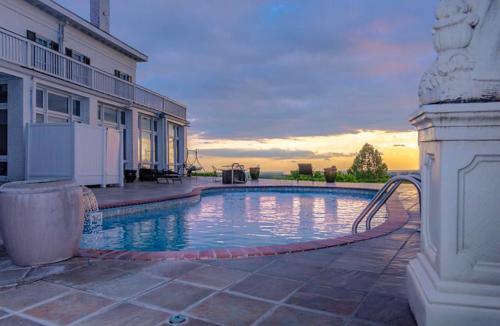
[249,167,260,180]
[324,166,337,183]
[0,180,84,266]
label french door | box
[0,83,7,180]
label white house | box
[0,0,188,186]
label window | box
[65,48,90,65]
[138,115,158,168]
[168,122,182,172]
[0,162,6,176]
[48,93,69,114]
[0,84,7,104]
[35,88,83,124]
[114,70,132,82]
[120,111,126,125]
[27,30,59,51]
[103,108,117,123]
[36,89,44,108]
[0,110,7,156]
[72,100,81,117]
[36,113,44,123]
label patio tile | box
[355,293,416,326]
[0,316,44,326]
[187,292,272,326]
[384,258,409,276]
[45,265,126,289]
[287,283,365,315]
[86,272,166,299]
[0,282,69,310]
[74,303,169,326]
[311,268,379,292]
[372,274,408,298]
[0,268,29,287]
[205,256,275,272]
[137,281,214,311]
[258,260,323,281]
[259,306,344,326]
[229,274,302,301]
[25,292,113,325]
[331,255,389,273]
[145,260,203,279]
[159,319,218,326]
[91,259,151,272]
[346,318,380,326]
[278,250,341,268]
[177,265,249,289]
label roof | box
[25,0,148,62]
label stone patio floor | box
[0,179,420,326]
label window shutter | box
[65,48,73,57]
[26,30,36,41]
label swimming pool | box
[81,187,386,252]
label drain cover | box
[169,314,187,324]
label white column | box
[130,108,139,171]
[407,1,500,324]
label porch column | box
[407,1,500,325]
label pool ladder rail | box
[351,175,421,234]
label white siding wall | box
[0,0,137,79]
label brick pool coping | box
[78,185,409,261]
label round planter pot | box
[249,167,260,180]
[0,180,84,266]
[124,169,137,183]
[324,167,337,183]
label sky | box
[56,0,438,172]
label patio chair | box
[297,163,314,183]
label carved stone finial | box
[419,0,500,105]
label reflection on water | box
[81,190,385,251]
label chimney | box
[90,0,110,32]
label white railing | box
[0,27,187,120]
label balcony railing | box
[0,27,187,120]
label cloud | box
[199,148,354,160]
[55,0,436,140]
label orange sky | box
[189,130,419,173]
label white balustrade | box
[0,27,186,118]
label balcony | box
[0,27,187,120]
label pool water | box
[81,188,386,251]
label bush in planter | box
[324,166,337,183]
[124,169,137,183]
[249,167,260,180]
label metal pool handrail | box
[351,175,422,234]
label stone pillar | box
[407,1,500,325]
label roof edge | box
[27,0,149,62]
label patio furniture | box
[139,168,156,181]
[222,163,247,184]
[297,163,314,182]
[124,169,137,183]
[157,170,182,184]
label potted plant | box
[0,180,84,266]
[249,167,260,180]
[324,166,337,183]
[124,169,137,183]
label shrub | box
[348,143,389,181]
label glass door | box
[0,84,7,179]
[168,122,182,173]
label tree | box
[348,143,389,181]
